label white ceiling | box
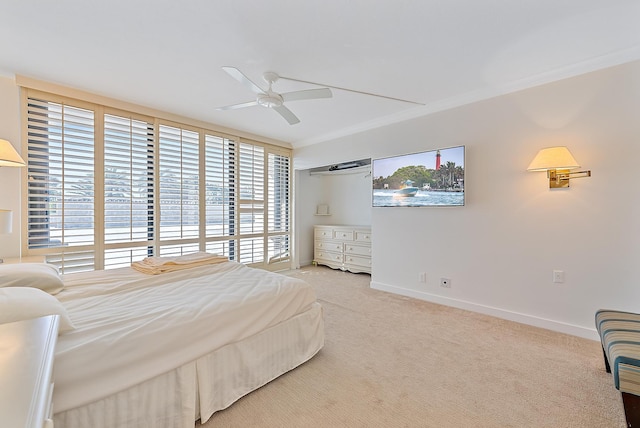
[1,1,639,148]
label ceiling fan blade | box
[222,66,264,94]
[216,100,259,111]
[281,88,332,102]
[273,105,300,125]
[279,75,425,105]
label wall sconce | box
[0,139,25,264]
[0,139,26,167]
[527,146,591,188]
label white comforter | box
[54,261,317,413]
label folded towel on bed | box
[131,252,228,275]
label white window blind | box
[268,152,290,233]
[206,240,233,259]
[103,113,155,268]
[23,90,291,272]
[237,143,264,264]
[238,143,264,235]
[205,134,235,259]
[158,125,199,255]
[26,97,96,272]
[160,242,200,257]
[267,152,290,265]
[268,235,290,265]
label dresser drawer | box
[314,228,333,240]
[333,230,354,241]
[344,244,371,257]
[344,255,371,268]
[315,251,343,263]
[355,230,371,243]
[315,240,343,252]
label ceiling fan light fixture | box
[257,93,283,109]
[219,67,332,124]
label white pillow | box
[0,263,64,295]
[0,287,75,333]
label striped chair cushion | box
[596,309,640,394]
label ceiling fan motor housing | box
[257,93,283,108]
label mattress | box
[54,303,323,428]
[52,261,323,427]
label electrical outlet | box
[440,278,451,288]
[553,270,565,283]
[418,272,427,283]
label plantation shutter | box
[26,97,96,272]
[158,124,200,256]
[267,152,290,264]
[204,134,236,258]
[22,89,291,272]
[103,113,155,268]
[237,142,264,264]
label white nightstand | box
[0,255,46,264]
[0,315,59,428]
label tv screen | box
[372,146,465,207]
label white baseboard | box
[370,281,599,341]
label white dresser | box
[0,315,59,428]
[314,225,371,274]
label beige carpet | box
[199,265,625,427]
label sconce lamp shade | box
[0,139,26,167]
[527,146,580,172]
[0,210,12,234]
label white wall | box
[0,76,22,259]
[293,169,322,268]
[294,60,640,340]
[294,168,372,267]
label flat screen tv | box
[372,145,465,207]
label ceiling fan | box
[216,66,332,125]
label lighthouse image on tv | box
[372,146,465,207]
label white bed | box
[50,261,324,428]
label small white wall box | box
[316,204,330,215]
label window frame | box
[20,88,293,272]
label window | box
[158,124,200,253]
[238,142,264,264]
[268,152,290,264]
[26,97,96,272]
[205,134,235,258]
[23,90,291,272]
[103,113,155,269]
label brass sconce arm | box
[547,169,592,188]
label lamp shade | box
[527,146,580,171]
[0,139,26,167]
[0,210,12,234]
